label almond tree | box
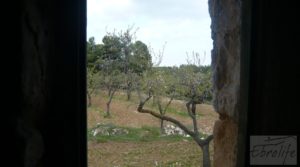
[136,53,213,167]
[87,65,100,107]
[98,58,124,118]
[145,69,175,134]
[101,70,123,118]
[86,37,102,107]
[137,84,213,166]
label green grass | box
[166,107,190,117]
[87,105,109,118]
[88,124,193,143]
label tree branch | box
[137,105,195,137]
[186,101,195,119]
[137,92,152,108]
[163,96,174,113]
[186,101,200,137]
[203,135,214,144]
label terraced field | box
[88,91,218,166]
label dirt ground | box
[88,93,218,134]
[88,140,214,167]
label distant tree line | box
[87,27,152,116]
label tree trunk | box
[105,95,113,118]
[108,89,112,97]
[105,102,111,117]
[105,89,115,118]
[127,89,131,101]
[191,103,199,136]
[160,119,165,134]
[201,144,211,167]
[138,96,213,167]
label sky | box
[87,0,212,66]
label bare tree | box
[149,42,167,67]
[186,51,206,66]
[98,56,123,118]
[101,70,123,118]
[87,65,100,107]
[135,53,213,167]
[149,71,175,134]
[155,95,174,134]
[137,90,213,167]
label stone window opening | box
[86,0,251,166]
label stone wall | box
[208,0,241,166]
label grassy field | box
[88,91,218,167]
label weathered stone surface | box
[208,0,241,166]
[209,0,241,121]
[213,114,238,167]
